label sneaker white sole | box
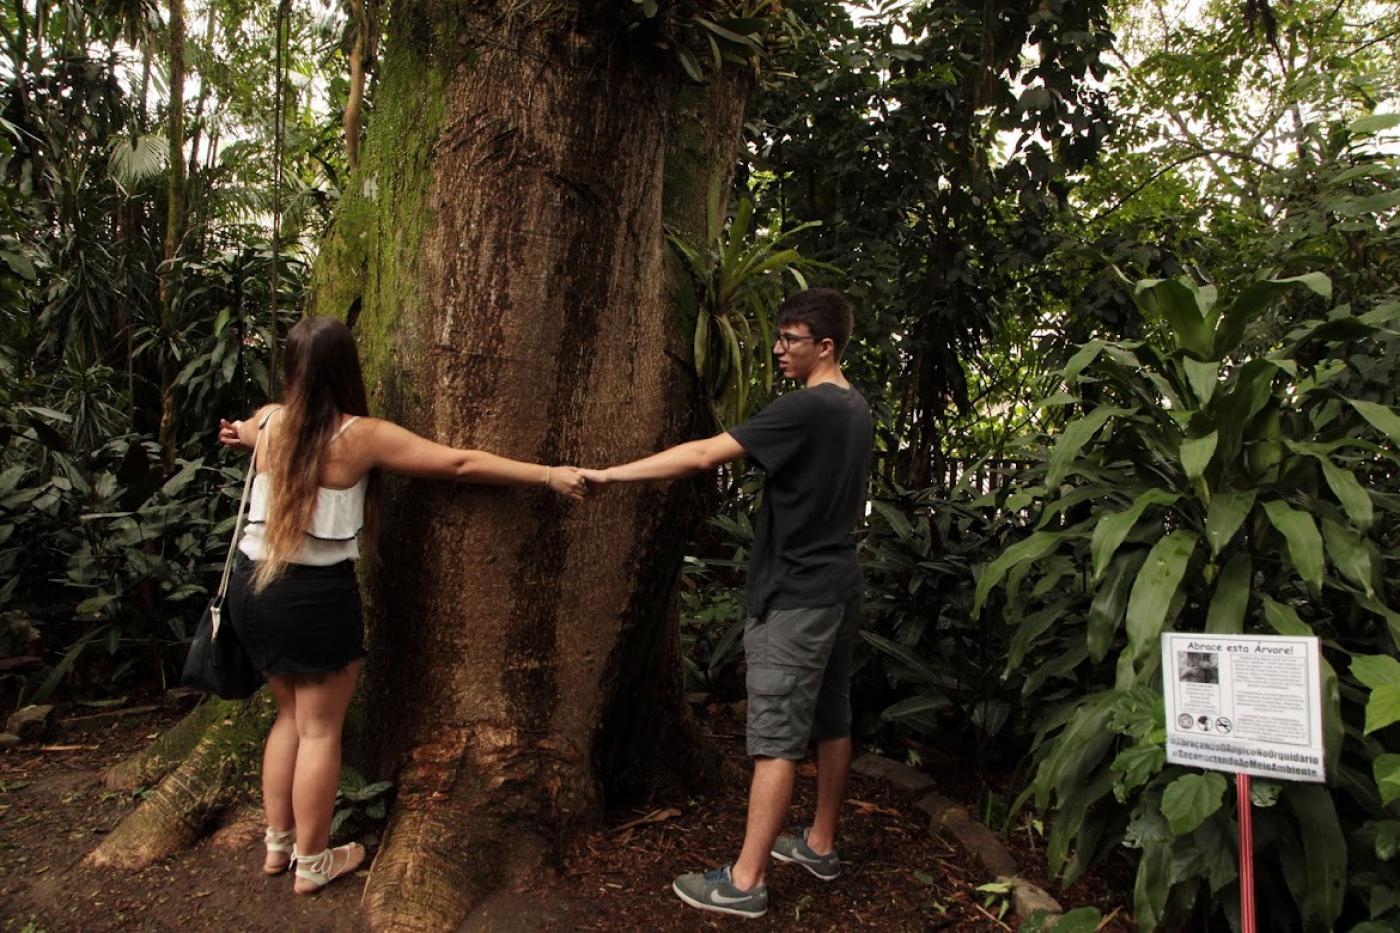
[672,881,767,918]
[770,849,840,881]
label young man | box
[581,288,873,918]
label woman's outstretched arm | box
[364,419,587,500]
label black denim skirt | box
[227,560,366,677]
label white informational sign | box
[1161,632,1325,783]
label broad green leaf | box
[1132,841,1171,933]
[1179,431,1218,483]
[1320,515,1374,597]
[1091,488,1178,581]
[74,593,118,616]
[1349,398,1400,447]
[1193,818,1238,893]
[1204,490,1255,557]
[859,630,942,685]
[692,308,710,378]
[161,457,205,498]
[1332,189,1400,216]
[1007,600,1072,673]
[1212,276,1329,359]
[879,693,951,721]
[1375,820,1400,860]
[676,46,704,82]
[1136,278,1211,357]
[1160,771,1226,835]
[1205,553,1251,634]
[1377,754,1400,807]
[1317,459,1374,532]
[1045,406,1132,489]
[1364,685,1400,735]
[1088,550,1144,661]
[1250,780,1281,807]
[1259,597,1309,637]
[1351,655,1400,690]
[31,625,108,704]
[721,197,753,281]
[1287,785,1347,931]
[1349,113,1400,134]
[1061,339,1108,383]
[1032,694,1116,811]
[869,500,914,541]
[1125,531,1197,666]
[1359,595,1400,653]
[1050,907,1102,933]
[972,530,1064,617]
[1111,743,1165,800]
[1262,500,1324,593]
[1182,357,1220,406]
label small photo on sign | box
[1178,651,1219,684]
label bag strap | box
[214,414,273,607]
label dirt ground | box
[0,703,1130,932]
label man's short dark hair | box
[776,288,854,359]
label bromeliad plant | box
[669,197,832,429]
[974,270,1400,931]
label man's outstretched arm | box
[583,433,746,486]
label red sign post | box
[1236,773,1255,933]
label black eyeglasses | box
[776,332,823,350]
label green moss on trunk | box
[309,42,447,420]
[101,697,230,792]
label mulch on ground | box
[1,701,1129,931]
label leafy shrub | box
[976,270,1400,930]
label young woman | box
[217,316,586,894]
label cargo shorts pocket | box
[746,667,796,747]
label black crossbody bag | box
[180,424,264,699]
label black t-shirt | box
[727,382,874,617]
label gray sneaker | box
[771,827,840,881]
[672,864,768,918]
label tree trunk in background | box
[93,3,758,928]
[343,0,374,174]
[156,0,186,469]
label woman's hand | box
[218,418,247,449]
[578,468,612,492]
[547,466,589,501]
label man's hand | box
[578,468,612,492]
[547,466,589,502]
[218,418,246,449]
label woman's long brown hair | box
[253,317,377,590]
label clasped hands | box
[550,466,613,502]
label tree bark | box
[94,3,759,929]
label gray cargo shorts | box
[744,593,861,760]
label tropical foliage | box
[974,271,1400,930]
[4,0,1400,928]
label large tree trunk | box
[93,3,756,929]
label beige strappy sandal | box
[293,842,366,894]
[264,827,296,875]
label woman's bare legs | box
[291,660,364,893]
[262,674,299,873]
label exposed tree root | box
[101,697,230,791]
[362,722,588,931]
[85,695,273,870]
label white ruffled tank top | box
[238,412,366,565]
